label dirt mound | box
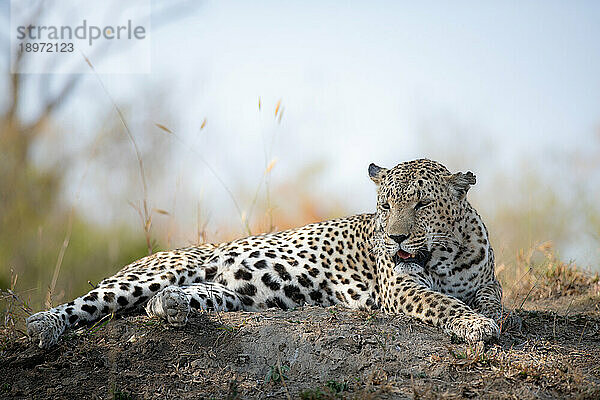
[2,299,600,399]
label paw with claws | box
[445,313,500,343]
[26,311,66,349]
[145,286,190,327]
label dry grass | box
[0,270,32,353]
[498,241,600,309]
[436,341,588,392]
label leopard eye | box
[381,202,390,210]
[415,199,433,210]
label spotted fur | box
[27,159,508,348]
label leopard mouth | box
[393,249,430,268]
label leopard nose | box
[390,235,408,244]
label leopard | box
[26,158,510,349]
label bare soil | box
[1,295,599,400]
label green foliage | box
[265,364,290,384]
[325,380,348,394]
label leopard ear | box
[445,171,476,199]
[368,163,387,185]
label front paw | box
[26,311,66,349]
[145,286,190,327]
[445,313,500,343]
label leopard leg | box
[27,247,215,348]
[471,280,503,321]
[145,282,244,325]
[26,278,157,349]
[472,280,522,332]
[384,275,500,342]
[27,275,174,349]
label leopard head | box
[369,158,476,270]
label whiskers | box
[422,229,461,251]
[370,229,460,257]
[428,232,460,247]
[402,231,460,253]
[402,238,426,253]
